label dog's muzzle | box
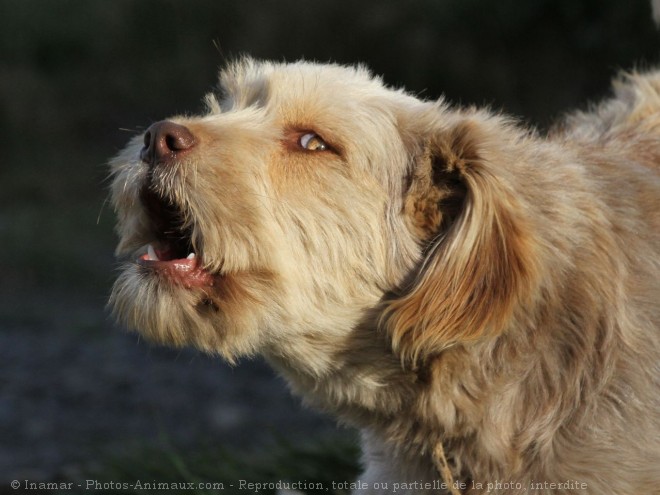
[134,121,215,288]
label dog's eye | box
[299,132,328,151]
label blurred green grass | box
[0,142,115,330]
[70,432,361,495]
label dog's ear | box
[383,112,540,363]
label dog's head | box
[110,59,539,366]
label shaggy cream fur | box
[110,59,660,494]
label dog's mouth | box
[136,187,215,288]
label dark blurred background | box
[1,0,658,489]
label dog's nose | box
[140,121,196,166]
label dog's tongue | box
[138,245,214,288]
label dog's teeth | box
[186,253,196,260]
[147,245,160,261]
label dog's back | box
[538,71,660,493]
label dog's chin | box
[109,254,271,363]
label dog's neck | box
[263,308,605,480]
[263,321,421,423]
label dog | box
[109,58,660,494]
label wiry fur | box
[110,59,660,494]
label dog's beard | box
[109,254,277,362]
[109,169,275,362]
[110,265,215,346]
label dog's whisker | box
[96,196,110,226]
